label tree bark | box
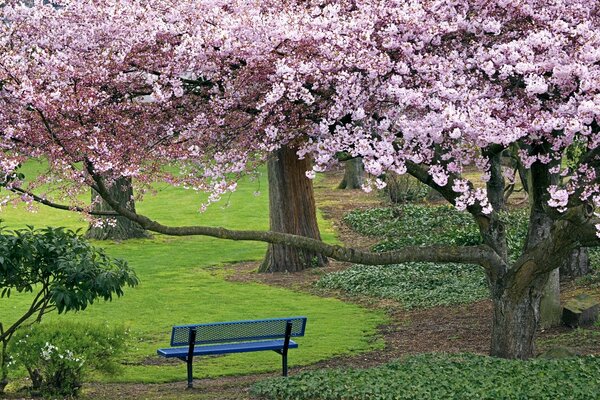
[490,273,548,359]
[338,157,364,189]
[560,248,590,281]
[525,154,562,329]
[539,269,561,329]
[259,146,328,273]
[85,176,150,240]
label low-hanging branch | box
[4,186,119,217]
[83,162,506,272]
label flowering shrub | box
[33,342,84,396]
[8,322,127,397]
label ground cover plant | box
[342,205,529,260]
[317,263,488,309]
[251,353,600,400]
[316,205,531,308]
[0,162,385,389]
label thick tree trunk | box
[338,157,364,189]
[560,248,590,281]
[526,157,562,328]
[490,274,547,359]
[85,176,150,240]
[259,146,328,273]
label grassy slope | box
[1,161,385,383]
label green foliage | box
[8,321,127,396]
[321,206,532,309]
[537,329,600,352]
[589,248,600,271]
[252,353,600,400]
[384,174,429,204]
[316,263,488,309]
[343,205,481,248]
[0,226,138,313]
[343,205,529,260]
[0,226,137,391]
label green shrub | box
[252,353,600,400]
[343,205,529,261]
[589,248,600,271]
[8,321,127,396]
[316,263,488,309]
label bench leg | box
[282,353,288,377]
[186,328,197,389]
[187,358,193,389]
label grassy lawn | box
[1,161,385,384]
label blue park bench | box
[157,316,307,388]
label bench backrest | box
[170,317,307,346]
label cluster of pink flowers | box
[1,0,599,226]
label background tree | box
[338,157,364,190]
[85,177,150,240]
[2,0,600,360]
[261,146,327,272]
[0,226,138,393]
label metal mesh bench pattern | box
[170,317,307,346]
[157,316,307,388]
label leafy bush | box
[316,263,488,309]
[589,248,600,271]
[343,205,529,260]
[0,226,138,391]
[252,353,600,400]
[8,321,127,397]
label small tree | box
[0,226,138,393]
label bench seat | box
[157,316,307,388]
[157,339,298,358]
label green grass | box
[251,353,600,400]
[1,161,385,384]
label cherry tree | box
[2,0,600,359]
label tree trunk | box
[338,157,364,189]
[539,269,561,329]
[560,248,590,281]
[0,338,7,394]
[259,146,328,273]
[85,176,150,240]
[526,157,562,329]
[490,274,548,359]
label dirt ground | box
[27,171,600,399]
